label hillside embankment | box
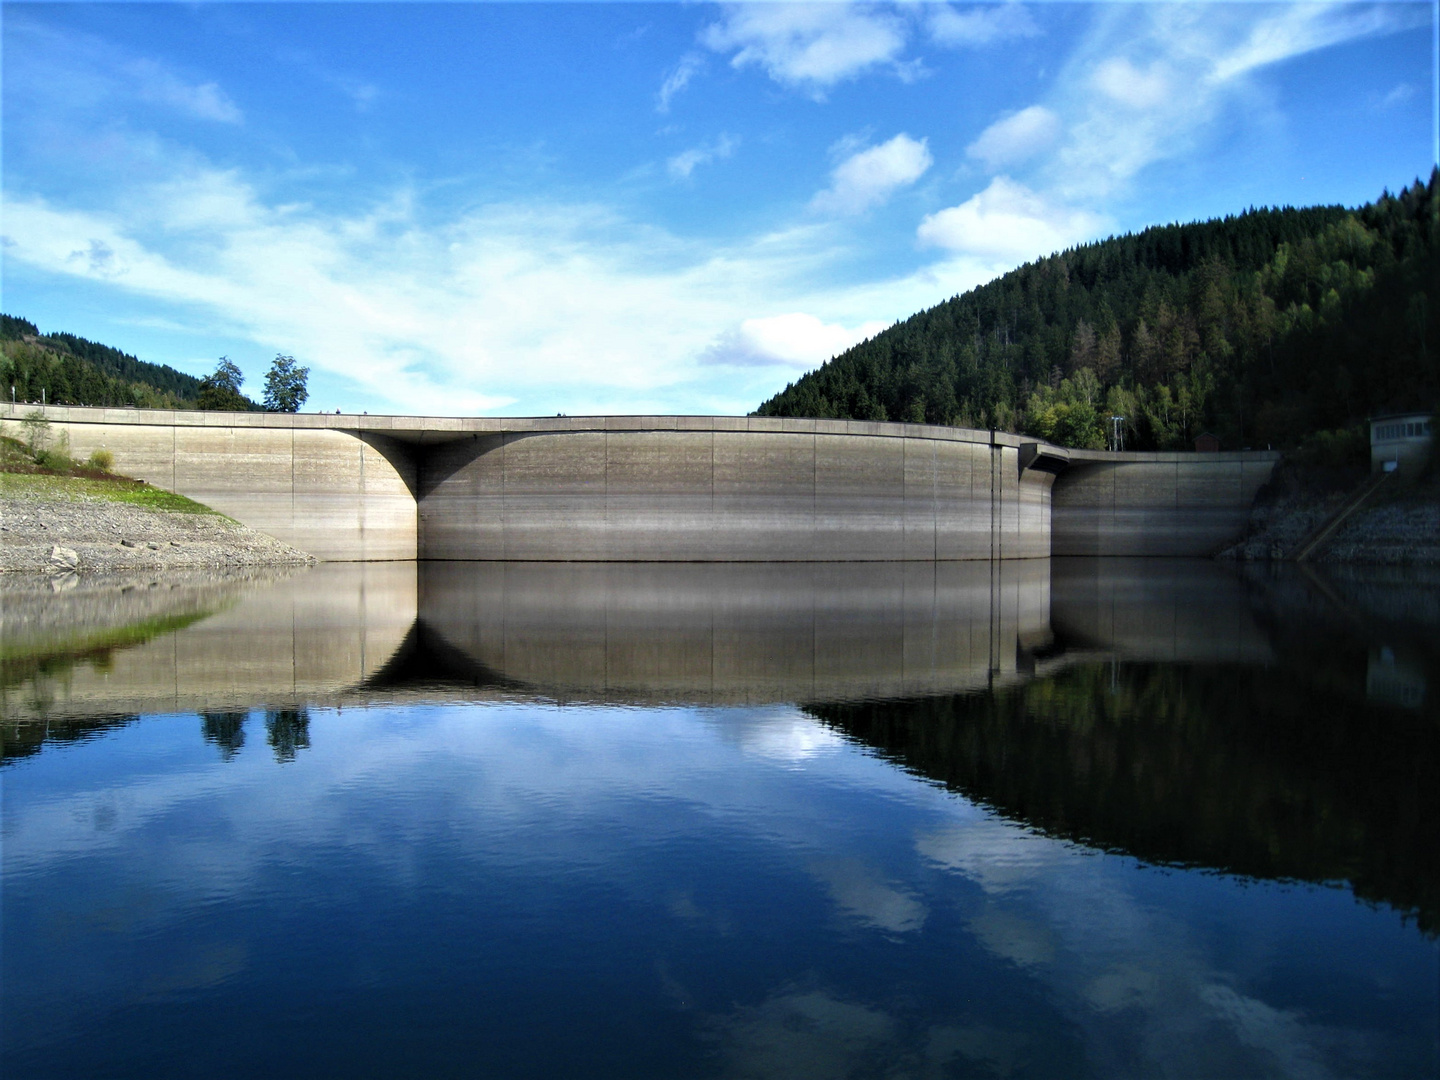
[1220,462,1439,565]
[1,473,313,575]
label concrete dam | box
[2,405,1279,562]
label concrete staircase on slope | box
[1290,471,1391,562]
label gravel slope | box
[1220,473,1439,565]
[1,492,313,574]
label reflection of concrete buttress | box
[2,406,1279,562]
[3,559,1280,719]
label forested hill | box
[1,315,202,408]
[756,171,1438,453]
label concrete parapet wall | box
[0,405,1275,561]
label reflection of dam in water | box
[3,558,1284,718]
[406,560,1054,704]
[4,560,1435,931]
[1,564,418,721]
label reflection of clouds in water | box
[916,819,1374,1078]
[708,990,894,1080]
[9,703,1419,1078]
[706,988,1038,1080]
[808,858,926,934]
[7,703,905,939]
[1199,985,1338,1080]
[723,710,848,763]
[967,903,1055,968]
[915,816,1068,894]
[1084,963,1157,1013]
[926,1023,1031,1078]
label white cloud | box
[702,312,888,370]
[1207,3,1421,84]
[810,858,927,934]
[1379,83,1415,108]
[658,52,704,112]
[701,3,910,94]
[917,176,1107,262]
[966,106,1061,171]
[1092,57,1171,110]
[126,59,243,124]
[6,20,244,126]
[811,133,931,215]
[332,76,380,112]
[2,168,920,414]
[1034,3,1426,202]
[667,133,739,179]
[927,2,1040,48]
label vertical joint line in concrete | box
[500,432,509,562]
[358,436,366,554]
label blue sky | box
[2,2,1436,417]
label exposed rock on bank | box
[0,495,313,574]
[1220,465,1439,565]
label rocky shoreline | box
[0,494,313,575]
[1219,468,1439,565]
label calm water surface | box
[2,559,1437,1078]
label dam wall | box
[0,406,417,561]
[1051,453,1281,557]
[0,405,1276,562]
[419,424,1052,562]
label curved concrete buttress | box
[418,428,1056,561]
[11,411,418,561]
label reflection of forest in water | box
[811,658,1438,935]
[813,563,1439,934]
[3,558,1436,932]
[201,709,311,763]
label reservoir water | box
[3,560,1436,1078]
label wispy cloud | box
[926,2,1040,49]
[1206,2,1418,83]
[1378,83,1416,108]
[701,3,911,96]
[918,0,1424,272]
[125,59,243,124]
[658,52,704,112]
[667,133,740,179]
[966,105,1061,171]
[699,2,1038,98]
[1041,3,1425,202]
[2,163,920,413]
[811,133,932,215]
[6,19,243,126]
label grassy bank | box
[0,470,224,516]
[1,429,225,516]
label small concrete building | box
[1369,411,1434,473]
